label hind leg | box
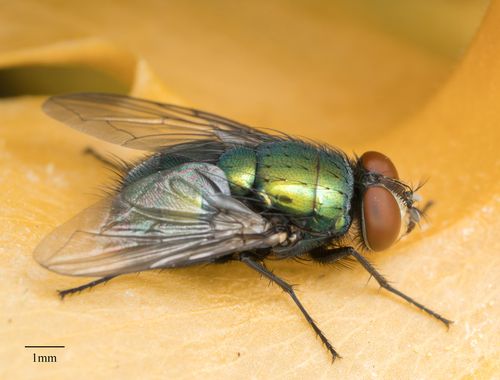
[58,275,117,299]
[83,147,123,171]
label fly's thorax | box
[253,141,354,234]
[315,149,354,233]
[217,146,257,195]
[255,142,317,213]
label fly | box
[34,93,452,361]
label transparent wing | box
[34,163,285,277]
[43,93,279,151]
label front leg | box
[308,246,351,264]
[311,246,453,327]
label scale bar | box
[25,346,65,348]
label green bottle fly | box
[35,93,452,363]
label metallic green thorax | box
[217,147,256,196]
[218,141,354,234]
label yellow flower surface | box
[0,1,498,378]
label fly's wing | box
[34,163,285,277]
[43,93,280,151]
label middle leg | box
[240,253,340,361]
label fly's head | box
[355,151,430,251]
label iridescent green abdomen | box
[217,141,354,235]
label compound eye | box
[360,151,401,251]
[360,151,399,179]
[362,186,401,251]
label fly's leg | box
[240,253,340,361]
[83,147,123,171]
[308,246,351,264]
[58,275,117,300]
[320,247,453,327]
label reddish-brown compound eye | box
[360,151,401,251]
[362,187,401,251]
[360,151,399,179]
